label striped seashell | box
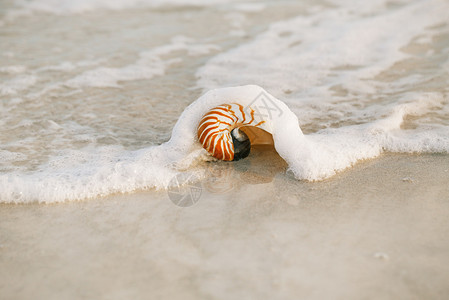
[197,103,270,161]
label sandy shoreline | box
[1,151,449,300]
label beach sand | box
[1,149,448,300]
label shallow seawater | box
[0,0,448,203]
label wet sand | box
[1,150,449,300]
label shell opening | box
[231,128,251,161]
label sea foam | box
[196,0,449,129]
[1,85,448,203]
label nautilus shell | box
[197,103,271,161]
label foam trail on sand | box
[6,0,239,15]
